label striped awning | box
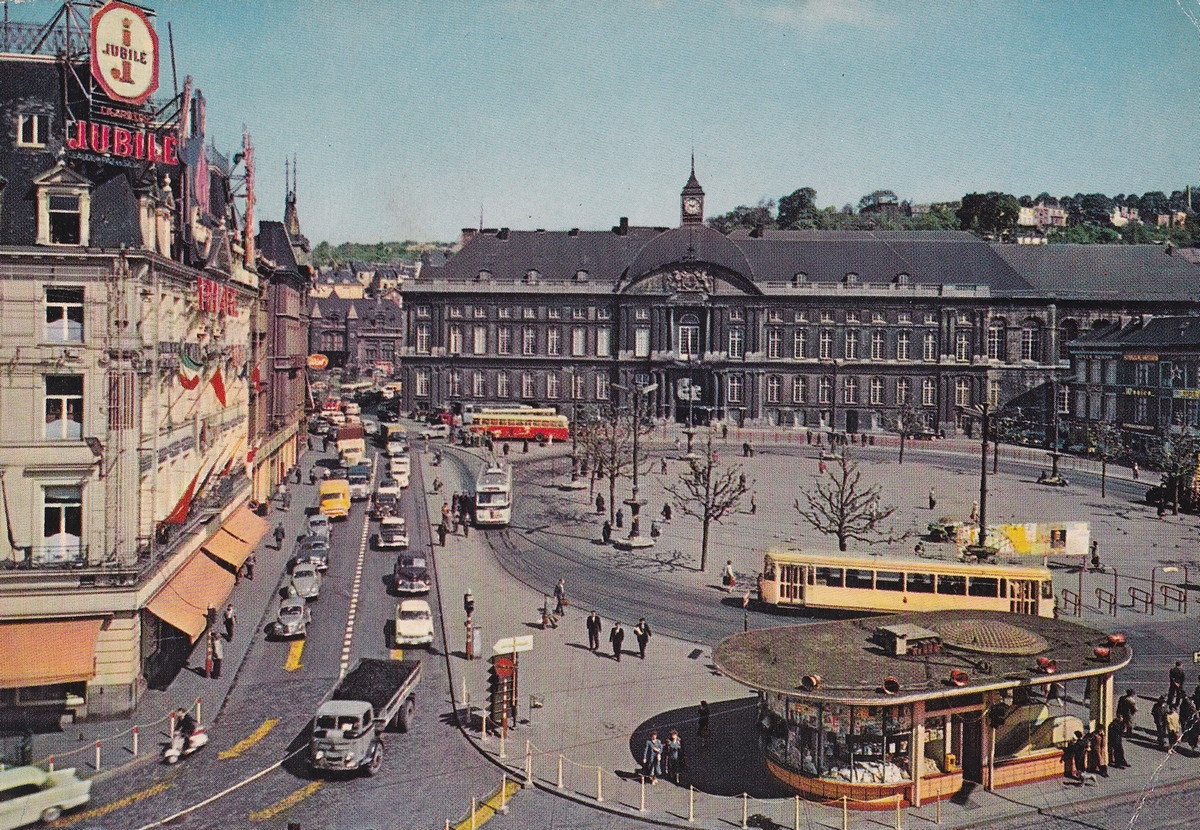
[0,618,103,688]
[146,553,234,642]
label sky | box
[14,0,1200,243]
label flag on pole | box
[210,368,227,406]
[179,349,203,390]
[163,471,200,525]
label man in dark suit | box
[610,622,625,662]
[586,611,602,651]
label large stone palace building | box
[400,166,1200,436]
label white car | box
[376,516,409,550]
[272,596,311,639]
[394,599,434,648]
[420,423,451,439]
[375,477,401,498]
[0,765,91,828]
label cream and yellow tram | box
[757,549,1055,618]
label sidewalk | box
[19,446,330,780]
[424,431,1200,829]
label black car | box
[295,537,330,572]
[393,553,430,594]
[371,491,399,520]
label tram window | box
[875,571,904,591]
[813,567,843,587]
[845,569,874,590]
[1041,581,1053,599]
[906,572,935,593]
[937,574,966,595]
[968,577,999,597]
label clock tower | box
[680,153,705,226]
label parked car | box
[371,491,399,520]
[307,514,332,540]
[0,765,91,828]
[272,596,312,639]
[376,477,401,498]
[394,599,434,648]
[309,417,331,436]
[376,516,409,550]
[393,553,431,594]
[420,423,451,440]
[290,564,322,601]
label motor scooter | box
[163,725,209,764]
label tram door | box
[1009,580,1035,615]
[780,564,804,603]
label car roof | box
[280,597,306,610]
[381,516,405,525]
[399,599,431,612]
[0,766,50,788]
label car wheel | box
[364,742,383,776]
[397,697,415,733]
[41,807,62,823]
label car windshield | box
[400,609,431,621]
[403,557,427,568]
[280,606,302,618]
[381,480,397,488]
[294,567,315,579]
[349,474,368,485]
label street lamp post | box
[613,381,657,549]
[563,399,586,490]
[1049,371,1062,479]
[960,400,991,554]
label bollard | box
[133,726,139,757]
[499,731,506,759]
[48,756,54,772]
[499,773,509,814]
[95,740,101,772]
[196,696,202,725]
[169,711,177,738]
[896,793,902,830]
[842,796,848,830]
[936,796,941,824]
[444,821,450,830]
[470,796,477,830]
[597,767,604,802]
[689,785,694,823]
[742,792,748,829]
[795,795,800,830]
[557,755,563,789]
[640,775,646,813]
[524,739,532,788]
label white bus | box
[472,465,513,527]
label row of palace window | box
[416,304,613,321]
[409,367,994,409]
[416,324,613,358]
[411,321,1045,364]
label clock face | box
[684,197,701,215]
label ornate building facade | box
[399,170,1200,435]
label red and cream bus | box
[467,409,569,442]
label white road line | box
[340,455,375,678]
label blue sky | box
[16,0,1200,242]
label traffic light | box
[487,656,516,735]
[464,591,475,617]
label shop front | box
[713,611,1130,809]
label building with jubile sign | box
[0,1,305,719]
[399,166,1200,437]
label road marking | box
[284,640,305,672]
[51,780,171,826]
[219,718,280,760]
[390,647,404,660]
[248,780,322,822]
[339,455,375,677]
[453,779,522,830]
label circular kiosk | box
[712,610,1130,809]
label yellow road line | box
[284,640,305,672]
[453,779,522,830]
[389,647,404,660]
[51,780,171,827]
[249,780,321,822]
[218,718,280,760]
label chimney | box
[613,217,629,236]
[568,228,580,237]
[497,227,510,240]
[460,227,477,246]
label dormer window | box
[895,272,911,286]
[844,272,859,285]
[17,113,50,148]
[575,270,589,282]
[34,163,91,247]
[792,272,808,287]
[477,270,491,282]
[524,269,539,284]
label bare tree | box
[663,430,749,572]
[795,450,910,551]
[890,405,924,465]
[589,401,652,524]
[1085,422,1125,498]
[1152,430,1200,515]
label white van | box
[389,455,411,488]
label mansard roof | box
[1075,315,1200,350]
[991,243,1200,300]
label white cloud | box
[730,0,892,31]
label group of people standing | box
[1148,661,1200,750]
[437,494,472,545]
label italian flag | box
[210,368,227,407]
[179,349,203,390]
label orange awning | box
[146,552,235,642]
[202,528,252,569]
[0,618,103,688]
[222,504,269,546]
